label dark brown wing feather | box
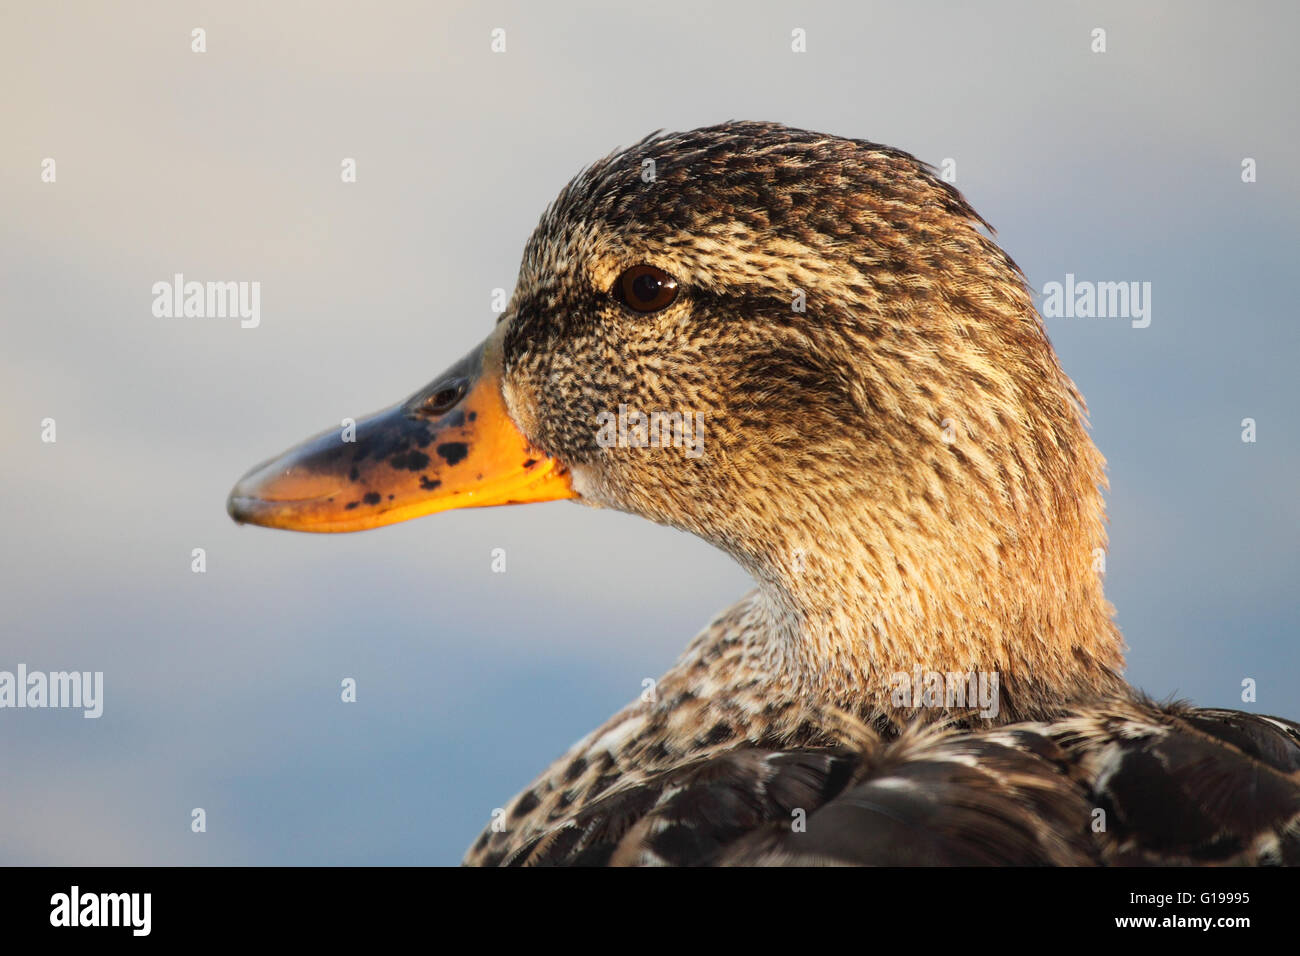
[496,702,1300,866]
[1052,703,1300,865]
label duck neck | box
[733,486,1128,725]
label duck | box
[227,121,1300,866]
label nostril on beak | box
[424,380,468,415]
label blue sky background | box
[2,1,1296,864]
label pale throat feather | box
[661,360,1128,724]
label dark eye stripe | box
[614,264,679,313]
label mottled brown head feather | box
[500,121,1125,716]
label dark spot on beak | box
[390,449,432,472]
[345,501,360,510]
[363,491,381,505]
[522,458,537,469]
[436,442,469,465]
[467,411,477,422]
[419,475,442,491]
[412,425,435,449]
[349,465,361,482]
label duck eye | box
[614,264,679,313]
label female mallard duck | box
[228,121,1300,866]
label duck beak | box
[226,324,576,533]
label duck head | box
[229,121,1126,718]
